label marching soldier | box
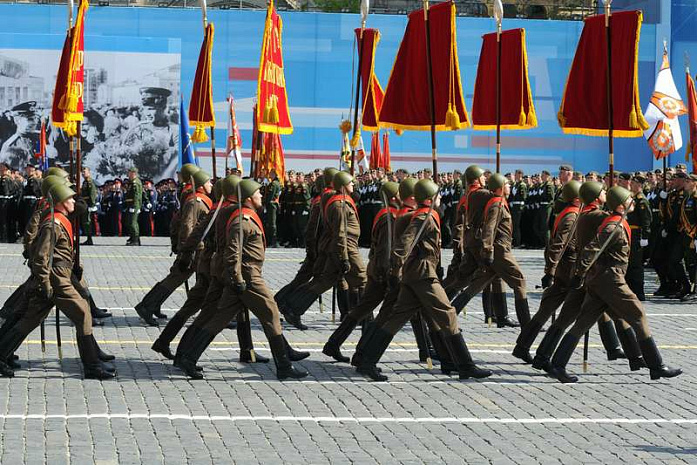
[549,186,682,383]
[355,179,491,382]
[175,179,308,380]
[125,167,143,246]
[626,174,651,301]
[80,166,99,245]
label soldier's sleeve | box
[23,208,42,255]
[640,198,651,239]
[30,223,53,289]
[179,210,212,254]
[304,203,320,249]
[545,211,574,276]
[575,222,617,278]
[134,181,143,208]
[372,215,390,277]
[223,216,243,282]
[178,201,198,248]
[521,183,528,199]
[451,205,464,252]
[90,183,98,204]
[480,202,501,254]
[329,204,349,261]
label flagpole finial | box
[685,51,691,74]
[200,0,208,29]
[67,0,74,29]
[360,0,369,29]
[493,0,503,29]
[663,38,668,55]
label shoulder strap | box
[43,211,74,249]
[324,194,358,218]
[195,192,213,210]
[372,207,397,234]
[553,205,580,236]
[410,207,441,230]
[226,207,267,247]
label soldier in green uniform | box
[293,172,311,247]
[264,169,282,247]
[626,174,652,301]
[80,167,99,246]
[679,174,697,302]
[510,169,527,247]
[125,167,143,246]
[534,170,555,248]
[664,173,690,298]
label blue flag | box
[179,96,198,168]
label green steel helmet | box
[414,179,439,203]
[323,167,339,186]
[398,177,418,199]
[41,175,69,197]
[579,181,604,205]
[192,169,211,189]
[181,163,200,184]
[561,180,582,202]
[221,175,241,198]
[464,165,484,184]
[332,171,354,190]
[238,179,261,201]
[379,181,399,201]
[213,179,223,201]
[47,182,76,204]
[46,167,70,180]
[606,186,632,211]
[486,173,506,191]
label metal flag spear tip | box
[200,0,208,29]
[360,0,369,30]
[493,0,503,30]
[67,0,74,29]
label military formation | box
[0,160,692,384]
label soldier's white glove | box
[640,239,649,247]
[694,239,697,250]
[128,208,135,213]
[659,191,668,199]
[661,229,668,238]
[89,206,98,212]
[146,203,152,209]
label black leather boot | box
[0,328,26,377]
[598,319,625,360]
[548,334,580,383]
[431,330,455,375]
[78,335,115,380]
[323,316,358,363]
[351,320,376,367]
[173,325,204,371]
[616,326,645,371]
[151,338,175,360]
[89,294,112,319]
[451,289,474,316]
[269,334,308,380]
[356,327,394,381]
[336,288,350,322]
[411,315,437,363]
[444,331,492,379]
[514,298,531,329]
[482,289,493,323]
[82,236,94,246]
[283,334,310,361]
[176,328,215,380]
[638,337,682,380]
[532,325,564,372]
[494,292,518,328]
[237,313,269,363]
[90,335,115,361]
[134,285,162,327]
[513,319,543,364]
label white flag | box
[227,95,243,173]
[644,51,688,159]
[493,0,504,25]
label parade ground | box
[0,238,694,465]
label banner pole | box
[211,129,217,180]
[495,20,502,173]
[423,0,438,179]
[605,0,614,187]
[350,26,366,176]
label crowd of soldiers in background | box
[0,160,695,300]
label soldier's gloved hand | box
[340,259,351,275]
[22,249,29,260]
[128,208,135,213]
[541,274,554,289]
[233,280,247,295]
[73,264,83,281]
[659,190,668,199]
[661,229,668,238]
[146,203,153,210]
[178,253,193,272]
[482,250,494,267]
[569,276,583,290]
[39,282,53,301]
[640,239,649,248]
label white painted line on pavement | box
[1,413,696,425]
[209,348,511,354]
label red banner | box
[51,0,88,137]
[557,11,648,137]
[471,28,536,130]
[256,0,293,135]
[356,28,384,132]
[189,23,215,143]
[378,1,469,132]
[686,72,697,173]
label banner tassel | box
[192,125,209,143]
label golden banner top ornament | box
[188,23,216,144]
[256,0,293,135]
[51,0,89,137]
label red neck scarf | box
[553,205,580,236]
[226,207,267,248]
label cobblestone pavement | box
[0,237,695,464]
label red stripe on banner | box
[228,67,259,81]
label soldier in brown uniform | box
[548,186,682,383]
[449,174,531,328]
[355,179,492,382]
[531,182,629,372]
[322,182,399,363]
[174,180,308,380]
[283,171,367,329]
[135,169,212,326]
[0,183,114,379]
